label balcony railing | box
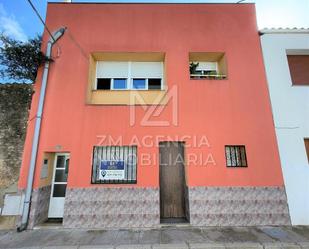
[190,74,227,79]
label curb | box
[2,242,308,249]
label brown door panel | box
[159,142,185,218]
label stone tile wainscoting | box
[63,187,160,228]
[27,185,51,228]
[188,186,291,226]
[26,186,291,228]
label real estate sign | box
[99,160,125,180]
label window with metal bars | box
[225,145,247,167]
[91,146,137,184]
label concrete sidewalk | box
[0,226,309,249]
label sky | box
[0,0,308,42]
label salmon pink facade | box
[18,3,291,229]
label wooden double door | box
[159,142,186,220]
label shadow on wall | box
[0,83,33,229]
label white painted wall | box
[260,32,309,225]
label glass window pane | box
[65,159,69,174]
[113,78,127,89]
[97,78,111,90]
[133,79,146,89]
[53,184,67,197]
[148,78,161,90]
[55,169,68,182]
[56,156,65,168]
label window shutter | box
[96,61,129,78]
[287,55,309,85]
[131,62,163,78]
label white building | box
[260,29,309,225]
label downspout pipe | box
[18,27,66,231]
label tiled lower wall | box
[27,186,291,228]
[28,185,51,228]
[188,186,291,226]
[63,187,160,228]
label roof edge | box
[47,2,254,4]
[260,28,309,35]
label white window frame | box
[95,61,164,91]
[111,78,128,90]
[132,78,147,90]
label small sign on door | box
[99,160,125,180]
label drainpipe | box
[18,27,66,231]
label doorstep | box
[33,218,63,230]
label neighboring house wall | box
[260,31,309,225]
[0,84,33,228]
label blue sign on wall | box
[100,161,125,170]
[99,160,125,180]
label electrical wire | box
[26,0,55,42]
[27,0,88,62]
[26,0,61,56]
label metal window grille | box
[91,146,137,184]
[225,145,247,167]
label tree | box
[0,35,48,83]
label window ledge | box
[226,165,248,168]
[190,74,227,80]
[291,83,309,87]
[91,180,137,184]
[190,78,228,81]
[88,89,168,105]
[91,89,166,92]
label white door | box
[48,154,70,218]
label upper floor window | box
[189,52,227,80]
[287,50,309,86]
[95,61,164,90]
